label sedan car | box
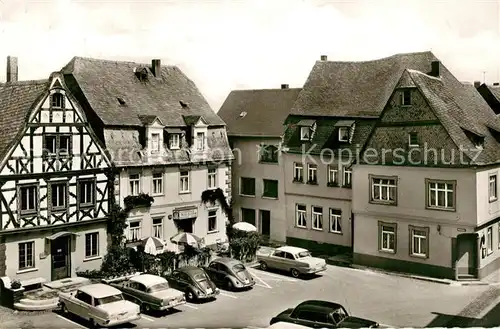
[165,266,220,302]
[204,257,255,290]
[270,300,379,328]
[58,283,140,328]
[257,246,327,278]
[110,274,186,312]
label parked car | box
[270,300,379,328]
[110,274,186,312]
[267,323,312,329]
[165,266,220,302]
[257,246,327,278]
[58,283,141,328]
[204,257,255,290]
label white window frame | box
[410,227,428,258]
[408,132,419,147]
[208,209,218,233]
[51,182,67,209]
[152,217,163,239]
[152,172,164,196]
[311,206,323,231]
[338,127,349,142]
[129,174,141,196]
[19,184,38,214]
[343,168,352,186]
[78,180,95,206]
[207,168,217,189]
[329,209,342,233]
[427,180,455,210]
[490,174,498,202]
[170,134,180,150]
[327,165,338,184]
[51,92,64,108]
[296,204,307,228]
[151,133,160,153]
[179,171,190,194]
[380,224,396,253]
[300,127,310,141]
[487,227,493,254]
[307,164,317,184]
[401,89,412,106]
[196,132,205,151]
[85,232,99,258]
[371,176,397,203]
[293,163,303,182]
[128,221,141,241]
[18,241,35,270]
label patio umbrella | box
[141,236,165,255]
[233,221,257,232]
[170,232,202,247]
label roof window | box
[117,97,126,105]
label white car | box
[58,283,141,328]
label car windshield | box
[147,282,170,293]
[331,307,348,323]
[232,264,246,272]
[297,251,311,258]
[94,293,123,306]
[193,273,212,290]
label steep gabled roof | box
[407,69,500,165]
[290,51,439,117]
[0,80,49,159]
[61,57,225,127]
[218,88,302,137]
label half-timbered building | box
[0,56,113,285]
[61,57,233,251]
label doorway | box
[260,210,271,236]
[51,236,70,281]
[175,219,194,233]
[456,233,478,278]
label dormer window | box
[338,127,349,142]
[463,128,485,149]
[51,92,65,109]
[151,133,160,153]
[300,127,310,141]
[196,132,205,150]
[408,132,419,147]
[170,134,180,150]
[401,90,412,106]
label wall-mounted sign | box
[457,228,466,232]
[173,208,198,220]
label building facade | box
[62,57,233,251]
[218,85,301,242]
[0,57,113,284]
[353,60,500,280]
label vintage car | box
[110,274,186,312]
[58,283,141,328]
[257,246,327,278]
[165,266,219,302]
[204,257,255,290]
[270,300,379,328]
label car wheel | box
[89,318,98,329]
[226,279,233,290]
[291,268,300,278]
[141,303,150,313]
[186,290,195,301]
[260,261,268,271]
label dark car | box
[165,266,220,302]
[270,300,379,328]
[204,257,255,290]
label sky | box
[0,0,499,112]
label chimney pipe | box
[151,59,161,77]
[430,61,440,77]
[6,56,18,83]
[494,82,500,86]
[474,81,481,88]
[320,55,327,61]
[281,84,289,89]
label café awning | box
[45,231,79,241]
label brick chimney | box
[151,59,161,77]
[6,56,18,83]
[320,55,327,61]
[281,84,289,89]
[430,61,440,77]
[474,81,481,88]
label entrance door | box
[51,236,70,281]
[260,210,271,236]
[456,234,477,278]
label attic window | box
[179,101,189,108]
[117,97,126,105]
[240,111,247,118]
[300,127,310,141]
[463,129,484,149]
[338,127,349,142]
[401,89,412,106]
[134,67,148,82]
[51,92,65,109]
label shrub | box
[76,270,105,279]
[123,193,154,211]
[10,280,22,290]
[101,244,134,276]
